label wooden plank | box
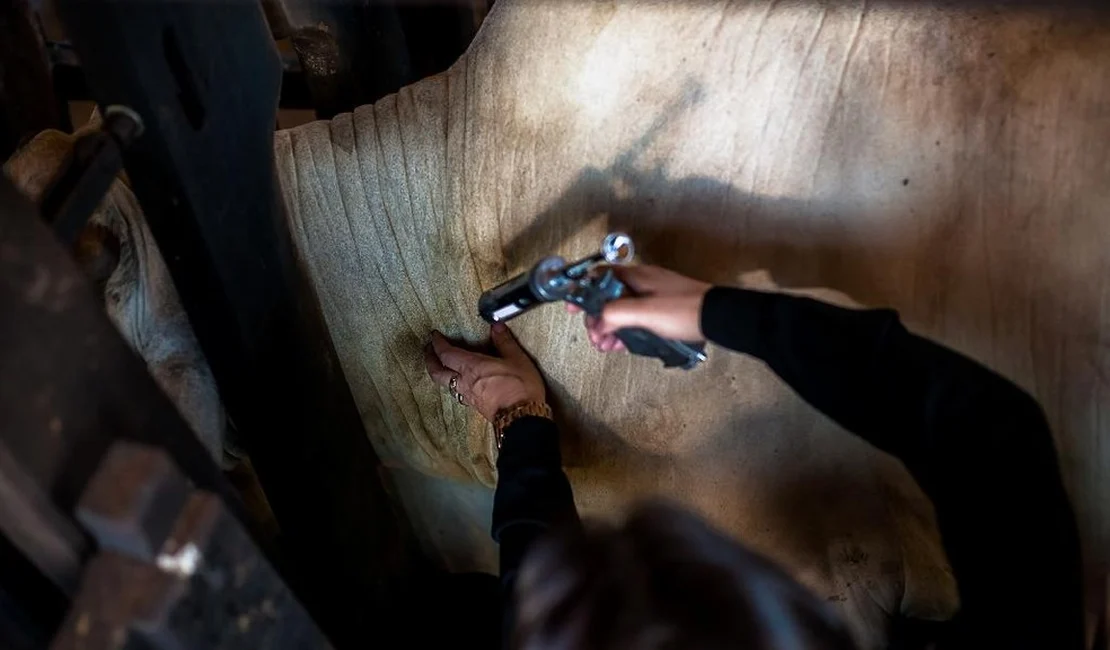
[53,443,332,650]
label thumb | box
[491,323,526,359]
[597,297,654,334]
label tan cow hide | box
[276,1,1110,646]
[3,127,228,464]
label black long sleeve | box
[701,286,1083,649]
[491,415,578,647]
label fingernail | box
[492,323,506,334]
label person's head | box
[513,502,857,650]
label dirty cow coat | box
[275,1,1110,647]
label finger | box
[589,330,613,351]
[597,331,622,352]
[565,303,583,314]
[584,314,604,335]
[423,343,455,386]
[591,333,608,351]
[430,330,484,372]
[612,264,662,294]
[583,314,601,346]
[597,297,653,334]
[490,323,527,361]
[586,319,605,347]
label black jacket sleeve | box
[700,286,1083,649]
[491,415,579,647]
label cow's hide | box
[276,1,1110,646]
[3,127,227,464]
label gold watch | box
[494,401,553,450]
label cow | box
[275,1,1110,647]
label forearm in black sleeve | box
[700,286,1083,648]
[491,415,579,646]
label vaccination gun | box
[478,233,707,369]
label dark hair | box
[513,502,858,650]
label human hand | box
[424,324,546,422]
[567,265,711,352]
